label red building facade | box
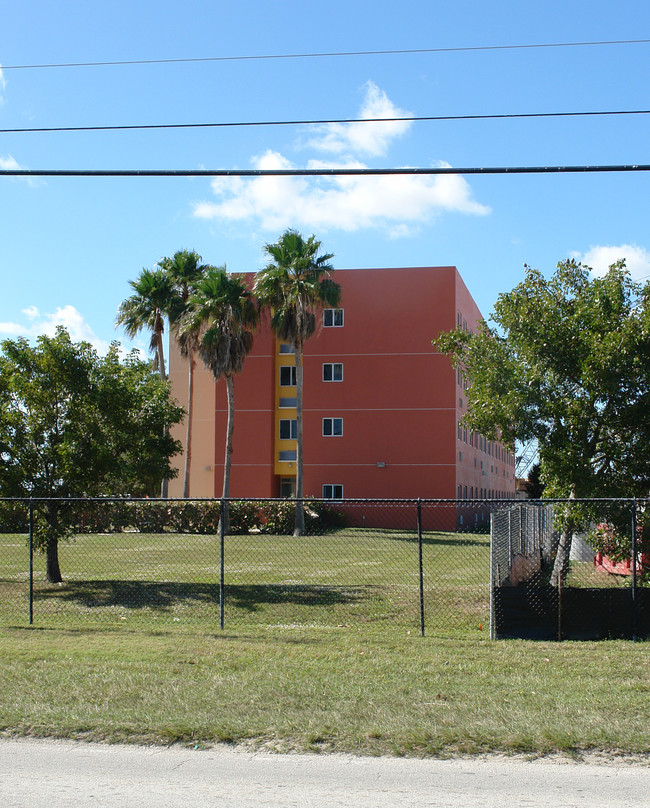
[168,266,516,507]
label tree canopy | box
[0,328,184,580]
[436,260,650,498]
[435,260,650,583]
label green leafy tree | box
[177,267,259,534]
[160,249,207,498]
[0,328,183,582]
[254,229,340,536]
[116,265,177,496]
[435,259,650,585]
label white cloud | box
[0,305,110,354]
[1,154,40,187]
[572,244,650,282]
[304,81,412,157]
[193,82,490,236]
[0,155,20,170]
[193,151,490,235]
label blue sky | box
[1,0,649,355]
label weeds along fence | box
[0,497,498,636]
[1,497,647,638]
[491,499,650,640]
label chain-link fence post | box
[489,510,495,639]
[631,498,638,642]
[28,498,34,625]
[417,498,425,637]
[557,567,563,642]
[219,498,225,631]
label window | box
[322,417,343,436]
[279,366,296,386]
[278,450,297,461]
[279,397,297,408]
[279,419,297,440]
[323,362,343,382]
[322,484,343,499]
[323,308,344,327]
[279,344,295,354]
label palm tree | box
[161,250,207,498]
[116,266,176,497]
[178,266,259,533]
[116,267,175,382]
[254,229,340,536]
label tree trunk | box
[220,373,235,535]
[549,520,574,587]
[294,342,305,537]
[549,491,576,588]
[158,332,169,498]
[44,503,64,583]
[44,517,63,585]
[45,536,62,583]
[182,352,195,498]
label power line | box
[2,164,649,178]
[2,39,649,71]
[2,108,649,136]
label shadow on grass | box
[304,527,488,548]
[2,625,328,646]
[33,580,372,613]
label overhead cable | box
[2,164,649,178]
[2,38,649,71]
[2,108,649,135]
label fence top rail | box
[1,496,647,506]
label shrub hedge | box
[0,499,346,536]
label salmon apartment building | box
[168,265,516,509]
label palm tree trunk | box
[220,373,235,535]
[183,352,195,498]
[294,341,305,536]
[157,330,169,498]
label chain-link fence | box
[1,497,647,638]
[491,499,650,640]
[0,496,500,636]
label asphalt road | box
[1,739,648,807]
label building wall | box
[168,265,516,504]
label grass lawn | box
[1,626,649,757]
[1,527,648,757]
[0,528,491,636]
